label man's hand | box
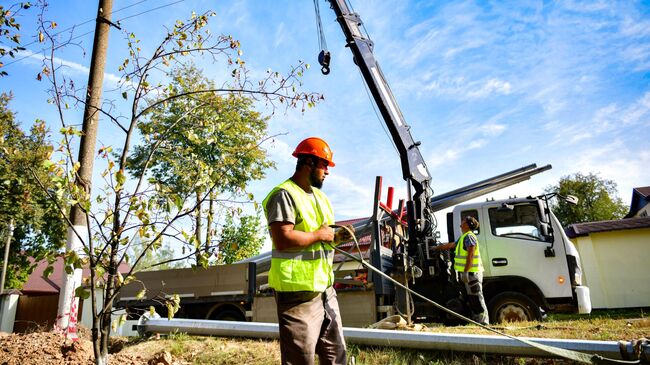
[333,224,355,245]
[315,223,335,242]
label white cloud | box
[263,137,293,166]
[273,22,288,49]
[326,174,375,219]
[15,48,124,87]
[423,76,512,100]
[480,123,506,137]
[567,140,650,203]
[547,91,650,147]
[428,137,486,169]
[467,78,512,98]
[621,91,650,125]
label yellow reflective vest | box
[262,179,335,292]
[454,231,482,273]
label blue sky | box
[3,0,650,246]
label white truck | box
[442,195,591,322]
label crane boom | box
[326,0,434,252]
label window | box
[460,209,480,235]
[488,204,544,241]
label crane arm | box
[326,0,433,251]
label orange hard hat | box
[292,137,335,167]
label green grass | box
[547,308,647,321]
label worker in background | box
[433,216,489,325]
[262,137,352,365]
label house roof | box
[624,186,650,218]
[565,216,650,238]
[22,256,130,295]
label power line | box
[115,0,186,23]
[20,0,151,50]
[4,0,186,68]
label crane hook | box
[319,50,331,75]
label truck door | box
[481,203,572,299]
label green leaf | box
[112,313,127,332]
[42,265,54,279]
[174,195,183,211]
[136,288,147,300]
[115,169,126,191]
[75,286,90,300]
[166,294,181,320]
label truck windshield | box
[488,204,544,241]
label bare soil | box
[0,330,151,365]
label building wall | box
[573,228,650,309]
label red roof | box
[22,256,130,294]
[565,217,650,238]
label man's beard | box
[310,170,324,189]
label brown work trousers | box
[275,286,347,365]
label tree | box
[216,211,265,264]
[127,236,180,272]
[36,10,321,364]
[545,172,628,227]
[0,2,31,76]
[126,64,273,266]
[0,92,66,289]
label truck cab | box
[447,196,592,322]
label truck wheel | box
[488,292,542,323]
[212,309,245,322]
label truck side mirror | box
[541,222,555,257]
[565,195,579,205]
[544,246,556,257]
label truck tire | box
[488,292,542,323]
[212,309,245,322]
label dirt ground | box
[0,330,152,365]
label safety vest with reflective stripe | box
[262,179,335,292]
[454,231,483,273]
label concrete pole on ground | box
[56,0,113,338]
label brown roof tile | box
[565,217,650,238]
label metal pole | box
[0,219,15,294]
[139,318,648,361]
[56,0,113,336]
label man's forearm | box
[435,242,455,251]
[273,229,322,250]
[269,222,333,251]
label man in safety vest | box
[434,215,489,325]
[263,137,351,365]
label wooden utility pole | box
[56,0,113,339]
